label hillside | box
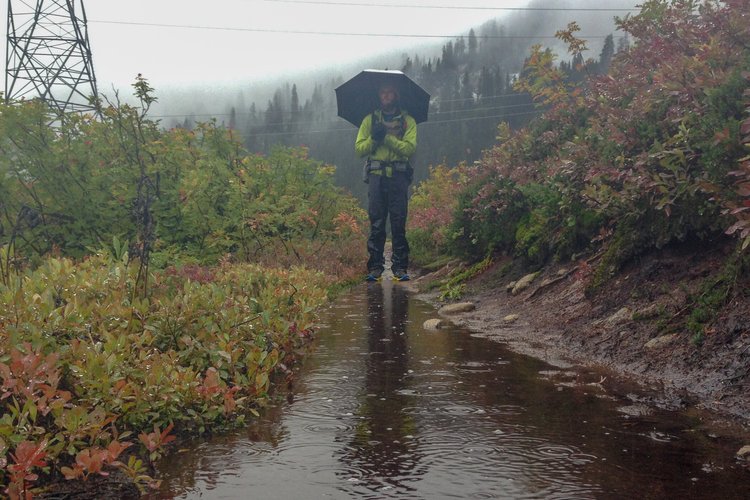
[407,0,750,423]
[416,239,750,424]
[153,0,630,202]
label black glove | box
[371,122,387,142]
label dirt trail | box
[408,244,750,430]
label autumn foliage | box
[0,255,333,496]
[0,80,366,495]
[410,0,750,275]
[0,80,366,287]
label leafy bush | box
[451,173,527,261]
[0,254,330,494]
[418,0,750,278]
[0,83,367,286]
[0,81,367,496]
[406,164,470,264]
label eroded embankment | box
[412,243,750,429]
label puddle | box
[155,282,750,499]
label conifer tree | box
[478,66,494,101]
[229,107,237,130]
[468,29,478,55]
[598,34,615,74]
[290,84,300,133]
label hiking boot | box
[365,269,383,282]
[392,269,410,281]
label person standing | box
[355,83,417,282]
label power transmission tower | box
[5,0,99,114]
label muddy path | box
[154,280,750,498]
[412,244,750,428]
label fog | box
[3,0,638,121]
[141,0,636,121]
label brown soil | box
[411,240,750,430]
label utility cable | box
[88,19,618,39]
[152,101,537,125]
[258,0,640,12]
[161,108,542,137]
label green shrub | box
[0,254,330,492]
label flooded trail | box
[156,282,750,499]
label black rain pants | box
[367,171,410,273]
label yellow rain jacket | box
[355,109,417,176]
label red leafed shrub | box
[163,263,217,284]
[724,74,750,250]
[6,440,48,500]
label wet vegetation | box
[0,81,366,496]
[408,0,750,300]
[2,0,750,496]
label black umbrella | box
[335,69,430,126]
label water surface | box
[156,282,750,499]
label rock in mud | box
[736,445,750,461]
[503,314,520,323]
[511,272,539,295]
[644,334,679,350]
[423,318,447,330]
[540,277,555,287]
[633,303,662,320]
[438,302,476,315]
[600,307,632,327]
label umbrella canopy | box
[335,69,430,126]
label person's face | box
[378,85,397,110]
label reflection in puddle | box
[155,282,750,499]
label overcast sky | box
[3,0,639,96]
[95,0,544,88]
[3,0,549,90]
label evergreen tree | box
[616,34,630,53]
[598,34,615,74]
[236,91,246,119]
[422,59,433,78]
[291,84,299,116]
[273,89,284,133]
[229,107,237,130]
[478,66,494,101]
[455,36,466,61]
[244,103,259,152]
[290,83,300,133]
[401,56,413,75]
[412,55,422,77]
[461,70,473,106]
[493,66,504,94]
[442,41,456,71]
[311,84,324,122]
[571,52,586,83]
[246,102,258,131]
[468,29,478,55]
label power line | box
[256,109,542,137]
[155,89,548,120]
[418,108,541,126]
[88,19,618,39]
[153,101,536,126]
[160,108,542,137]
[436,90,530,104]
[259,0,640,12]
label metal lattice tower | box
[5,0,99,114]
